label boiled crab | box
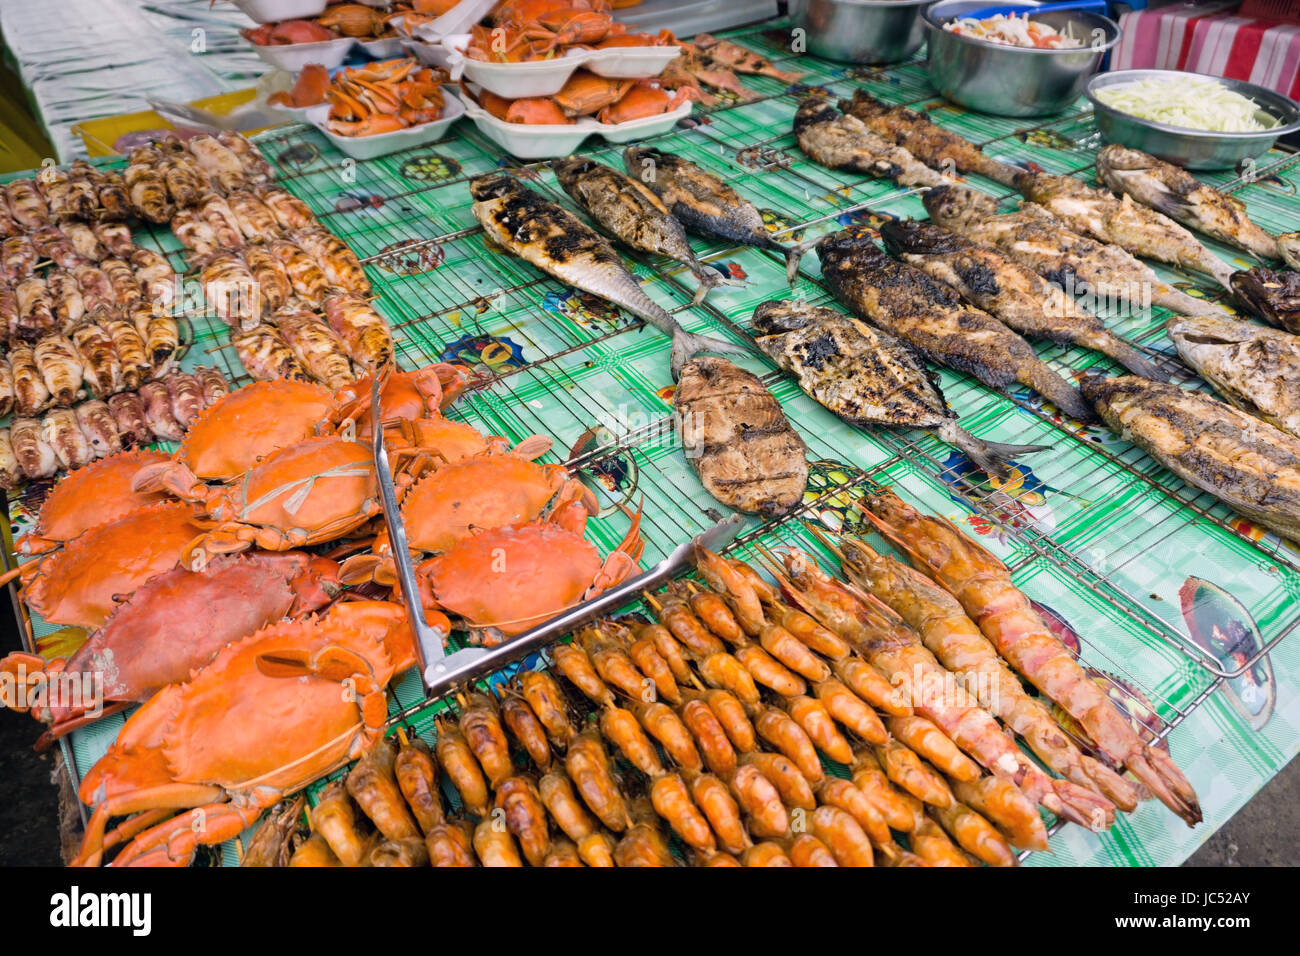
[15,501,212,629]
[317,3,398,38]
[135,435,382,567]
[14,448,172,558]
[332,363,470,439]
[241,20,335,46]
[71,600,414,867]
[471,0,624,61]
[0,551,340,745]
[325,59,447,137]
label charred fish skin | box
[752,299,1048,475]
[1231,267,1300,334]
[621,147,800,283]
[1083,374,1300,542]
[880,218,1168,382]
[674,355,809,517]
[1097,145,1279,262]
[1166,315,1300,439]
[551,156,723,306]
[816,228,1094,422]
[923,185,1230,318]
[792,97,952,188]
[470,173,746,376]
[1014,169,1236,290]
[838,90,1021,187]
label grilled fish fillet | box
[622,147,801,283]
[924,185,1230,318]
[470,174,745,376]
[552,156,725,306]
[839,89,1021,187]
[1231,267,1300,334]
[816,228,1093,421]
[1016,169,1235,289]
[1166,315,1300,439]
[674,355,809,516]
[752,299,1048,475]
[1083,375,1300,541]
[1097,145,1278,262]
[880,218,1166,381]
[793,97,955,189]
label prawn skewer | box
[861,491,1201,827]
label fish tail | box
[1153,284,1231,317]
[687,266,741,307]
[1016,362,1095,422]
[1205,256,1238,293]
[783,236,821,285]
[670,327,750,379]
[1076,330,1170,383]
[936,420,1051,478]
[979,157,1022,188]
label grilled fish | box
[692,34,803,83]
[752,299,1048,475]
[622,147,802,284]
[816,228,1093,421]
[1015,169,1235,289]
[1165,315,1300,439]
[674,355,808,516]
[924,185,1229,318]
[839,90,1020,187]
[1083,375,1300,542]
[1231,267,1300,334]
[1279,234,1300,272]
[793,98,955,189]
[471,174,745,376]
[1097,145,1278,262]
[553,156,727,306]
[880,218,1166,381]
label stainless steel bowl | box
[1086,69,1300,170]
[924,1,1120,117]
[790,0,929,65]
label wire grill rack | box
[6,23,1297,864]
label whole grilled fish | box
[622,147,801,284]
[1083,375,1300,541]
[752,299,1048,475]
[1231,267,1300,333]
[839,90,1021,187]
[793,97,955,189]
[674,355,809,516]
[1015,169,1235,289]
[880,218,1167,381]
[924,185,1230,318]
[552,156,727,306]
[1097,145,1278,262]
[470,174,746,376]
[816,228,1093,421]
[1166,315,1300,439]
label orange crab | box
[414,498,643,644]
[597,80,690,124]
[268,64,330,109]
[325,59,447,136]
[136,435,382,568]
[332,363,470,438]
[316,3,398,37]
[0,551,341,745]
[14,448,173,558]
[15,501,212,629]
[469,0,623,61]
[71,600,415,867]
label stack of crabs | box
[0,362,642,866]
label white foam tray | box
[230,0,328,24]
[250,37,357,72]
[441,34,681,99]
[304,94,465,160]
[451,87,690,159]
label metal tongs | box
[369,369,745,699]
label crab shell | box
[21,501,212,629]
[333,364,471,438]
[182,436,381,566]
[176,379,336,481]
[35,552,341,740]
[402,454,595,553]
[73,600,413,867]
[415,500,641,640]
[16,448,172,557]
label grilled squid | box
[42,408,92,470]
[472,818,524,867]
[434,718,490,818]
[322,290,394,372]
[497,684,552,771]
[164,371,206,428]
[516,671,575,748]
[10,346,50,416]
[538,770,598,842]
[9,417,58,479]
[232,324,310,383]
[137,381,184,442]
[565,728,629,832]
[75,400,122,459]
[107,391,153,447]
[69,320,123,399]
[599,702,664,777]
[494,775,550,867]
[33,335,84,406]
[271,308,355,390]
[310,780,369,866]
[394,737,443,835]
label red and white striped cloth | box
[1112,2,1300,100]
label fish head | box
[921,184,996,227]
[1165,314,1248,351]
[551,155,598,190]
[751,298,836,334]
[878,218,964,257]
[815,228,886,269]
[838,89,887,117]
[1096,144,1151,174]
[468,174,519,202]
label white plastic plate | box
[250,37,356,72]
[304,93,465,160]
[441,34,681,99]
[230,0,327,24]
[356,36,407,59]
